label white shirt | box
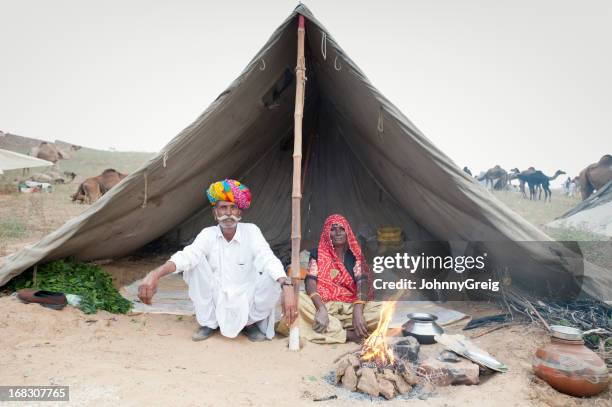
[168,223,284,338]
[169,222,285,286]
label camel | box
[537,169,566,200]
[99,168,127,191]
[515,170,543,201]
[516,169,566,201]
[53,144,81,160]
[577,154,612,200]
[29,142,80,167]
[30,142,65,163]
[478,165,508,190]
[72,169,128,204]
[522,169,564,200]
[510,167,537,199]
[72,178,103,204]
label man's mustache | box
[217,214,242,222]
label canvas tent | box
[0,5,609,301]
[0,148,53,174]
[548,182,612,238]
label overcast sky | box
[1,0,610,182]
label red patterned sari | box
[309,214,368,303]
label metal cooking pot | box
[401,313,444,344]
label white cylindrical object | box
[289,326,300,351]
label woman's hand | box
[352,304,368,338]
[313,306,329,333]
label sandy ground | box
[0,184,85,258]
[1,288,610,407]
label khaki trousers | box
[277,292,382,344]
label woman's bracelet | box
[353,300,367,305]
[309,292,321,300]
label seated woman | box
[281,214,382,344]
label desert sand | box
[1,289,609,407]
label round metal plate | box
[550,325,583,341]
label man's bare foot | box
[346,329,364,344]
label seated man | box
[138,179,296,342]
[280,214,381,344]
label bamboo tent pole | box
[289,14,307,351]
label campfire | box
[334,302,419,399]
[361,301,396,367]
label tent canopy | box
[1,5,609,301]
[0,148,53,174]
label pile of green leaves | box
[9,259,132,314]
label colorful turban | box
[206,179,252,210]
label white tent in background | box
[0,148,53,174]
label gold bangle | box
[353,300,367,305]
[309,292,321,299]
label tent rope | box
[321,31,327,60]
[377,107,384,133]
[334,55,342,71]
[162,151,168,168]
[259,58,266,71]
[141,171,148,208]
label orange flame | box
[360,302,396,365]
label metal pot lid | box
[406,312,438,321]
[550,325,583,341]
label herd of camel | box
[29,141,611,206]
[466,154,612,202]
